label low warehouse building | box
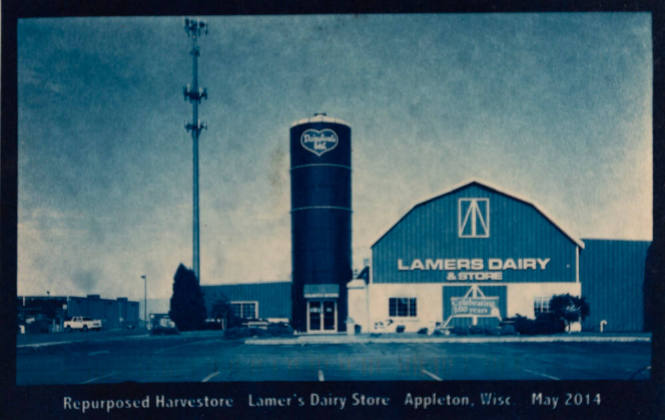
[17,294,139,332]
[201,282,291,323]
[580,239,649,332]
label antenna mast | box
[184,18,208,283]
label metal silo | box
[290,113,352,333]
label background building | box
[580,239,649,332]
[201,282,291,323]
[17,294,139,333]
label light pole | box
[184,18,208,283]
[141,275,147,329]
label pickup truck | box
[64,316,102,332]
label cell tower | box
[183,18,208,282]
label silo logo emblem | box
[458,198,490,238]
[300,128,339,157]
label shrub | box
[549,294,590,331]
[266,323,294,337]
[499,324,517,335]
[469,325,485,335]
[534,312,566,334]
[210,297,244,329]
[201,320,223,330]
[509,313,565,335]
[452,326,470,336]
[485,326,501,336]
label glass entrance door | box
[323,301,335,331]
[308,301,321,331]
[307,300,337,332]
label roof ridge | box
[371,179,584,249]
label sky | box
[17,13,652,300]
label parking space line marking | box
[82,371,115,384]
[202,371,220,383]
[318,369,325,382]
[421,369,443,381]
[88,350,110,356]
[522,368,560,380]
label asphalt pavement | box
[16,330,651,384]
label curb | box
[245,335,651,345]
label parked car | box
[64,316,102,332]
[150,314,179,335]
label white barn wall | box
[368,283,443,332]
[363,282,582,333]
[347,279,369,333]
[506,282,581,318]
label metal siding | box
[580,239,649,332]
[373,184,577,284]
[128,301,140,323]
[201,282,292,319]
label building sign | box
[448,271,503,281]
[397,257,551,281]
[300,128,338,156]
[397,258,550,271]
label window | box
[389,298,417,317]
[230,301,258,319]
[458,198,490,238]
[534,297,551,315]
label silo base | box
[292,284,347,333]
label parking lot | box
[16,330,651,385]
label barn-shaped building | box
[352,180,584,332]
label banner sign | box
[451,296,499,316]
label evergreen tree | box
[169,264,207,331]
